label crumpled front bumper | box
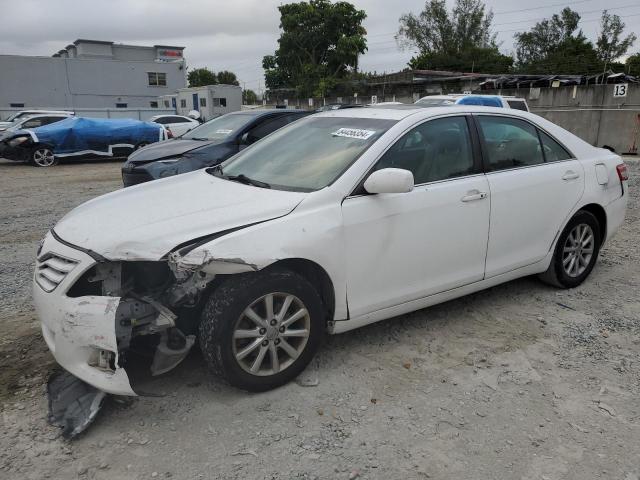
[33,232,136,396]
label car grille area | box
[35,253,79,292]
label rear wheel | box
[539,210,601,288]
[199,268,323,391]
[30,146,57,167]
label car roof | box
[19,113,71,120]
[314,105,535,121]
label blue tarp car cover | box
[27,117,165,157]
[455,95,503,107]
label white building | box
[176,85,242,121]
[0,39,186,111]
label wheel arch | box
[577,203,607,243]
[266,258,335,327]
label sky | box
[0,0,639,94]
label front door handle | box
[461,190,487,202]
[562,171,580,181]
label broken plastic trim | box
[51,229,106,263]
[47,370,106,439]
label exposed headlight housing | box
[7,136,30,147]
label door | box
[475,115,584,277]
[192,93,199,112]
[342,116,491,318]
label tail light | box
[616,163,628,182]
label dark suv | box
[122,109,310,187]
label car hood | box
[127,138,214,164]
[54,170,306,261]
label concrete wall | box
[0,55,186,110]
[275,84,640,154]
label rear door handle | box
[461,190,487,202]
[562,171,580,181]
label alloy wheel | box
[232,292,310,376]
[562,223,595,277]
[33,148,55,167]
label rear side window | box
[477,116,544,171]
[539,130,572,162]
[507,100,528,111]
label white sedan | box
[149,114,200,137]
[34,106,628,395]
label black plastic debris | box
[47,370,106,439]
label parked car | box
[0,117,166,167]
[34,106,627,398]
[121,109,310,186]
[0,109,75,132]
[415,94,529,111]
[0,113,73,140]
[148,114,200,137]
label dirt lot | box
[0,157,638,480]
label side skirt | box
[330,253,552,335]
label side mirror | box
[363,168,414,194]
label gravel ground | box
[0,157,639,480]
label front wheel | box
[30,146,57,167]
[539,210,602,288]
[199,268,323,391]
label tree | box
[217,70,240,86]
[263,0,367,97]
[513,8,604,74]
[596,11,636,67]
[514,7,581,66]
[627,53,640,76]
[187,68,217,87]
[397,0,512,73]
[243,89,258,104]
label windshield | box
[181,113,254,141]
[415,98,455,107]
[219,116,396,191]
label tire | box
[199,268,323,392]
[30,146,57,167]
[539,210,601,288]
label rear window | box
[507,100,528,111]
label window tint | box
[374,116,474,184]
[152,117,168,125]
[170,116,191,123]
[539,130,572,162]
[243,115,291,144]
[477,116,544,171]
[22,118,43,128]
[507,100,528,111]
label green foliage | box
[596,11,637,66]
[217,70,240,86]
[514,8,636,74]
[243,89,258,104]
[262,0,368,97]
[627,53,640,76]
[397,0,510,74]
[187,68,217,87]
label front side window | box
[242,115,290,145]
[22,118,44,128]
[221,117,396,191]
[374,116,474,184]
[477,116,544,171]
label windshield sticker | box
[215,129,233,135]
[331,128,376,140]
